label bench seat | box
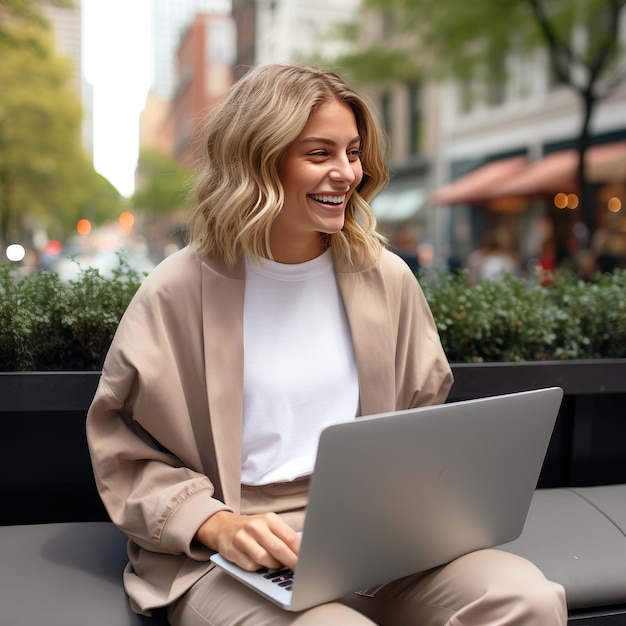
[500,486,626,613]
[2,486,626,625]
[0,522,168,626]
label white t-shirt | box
[241,250,359,485]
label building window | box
[485,56,506,107]
[208,20,235,64]
[458,77,473,115]
[379,9,394,40]
[407,81,421,155]
[381,90,393,140]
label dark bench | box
[2,364,626,625]
[0,521,167,626]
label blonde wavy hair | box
[189,64,389,268]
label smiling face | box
[270,99,363,263]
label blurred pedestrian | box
[466,228,520,284]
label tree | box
[0,24,80,245]
[67,162,125,236]
[132,149,194,214]
[131,149,195,257]
[0,2,115,248]
[0,0,72,43]
[332,0,626,244]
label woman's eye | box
[307,148,362,161]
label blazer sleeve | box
[86,251,231,560]
[384,251,454,409]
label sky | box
[82,0,152,197]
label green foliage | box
[420,269,626,362]
[338,0,625,86]
[2,259,626,370]
[358,0,528,81]
[311,42,419,86]
[0,0,74,43]
[132,149,195,214]
[66,165,125,237]
[0,1,114,245]
[0,256,144,371]
[326,0,625,242]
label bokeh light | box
[76,218,92,236]
[45,240,63,255]
[6,244,26,262]
[608,197,622,213]
[118,211,135,235]
[554,193,568,209]
[567,194,579,209]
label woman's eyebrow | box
[299,136,361,146]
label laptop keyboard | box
[259,567,295,591]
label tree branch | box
[523,0,580,85]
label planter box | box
[0,371,101,411]
[448,359,626,399]
[448,359,626,489]
[2,361,626,525]
[0,371,104,525]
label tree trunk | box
[576,89,597,248]
[0,167,13,249]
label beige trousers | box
[167,480,567,626]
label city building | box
[137,5,235,258]
[338,6,626,273]
[332,10,444,261]
[139,91,173,157]
[169,11,236,165]
[231,0,254,81]
[44,2,93,156]
[140,0,232,158]
[431,37,626,271]
[232,0,360,80]
[151,0,231,101]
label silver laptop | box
[210,387,563,612]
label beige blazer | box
[86,245,453,615]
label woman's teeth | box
[310,194,345,205]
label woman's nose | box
[330,157,358,184]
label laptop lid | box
[211,387,563,611]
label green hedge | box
[420,269,626,362]
[1,259,626,370]
[0,259,143,371]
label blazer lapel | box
[200,256,245,511]
[336,258,396,416]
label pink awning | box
[587,141,626,183]
[494,142,626,198]
[429,142,626,206]
[428,156,528,205]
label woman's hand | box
[195,511,301,572]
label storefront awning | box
[372,186,426,222]
[492,151,578,197]
[429,141,626,205]
[428,156,528,205]
[587,141,626,183]
[494,141,626,197]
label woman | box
[87,64,566,625]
